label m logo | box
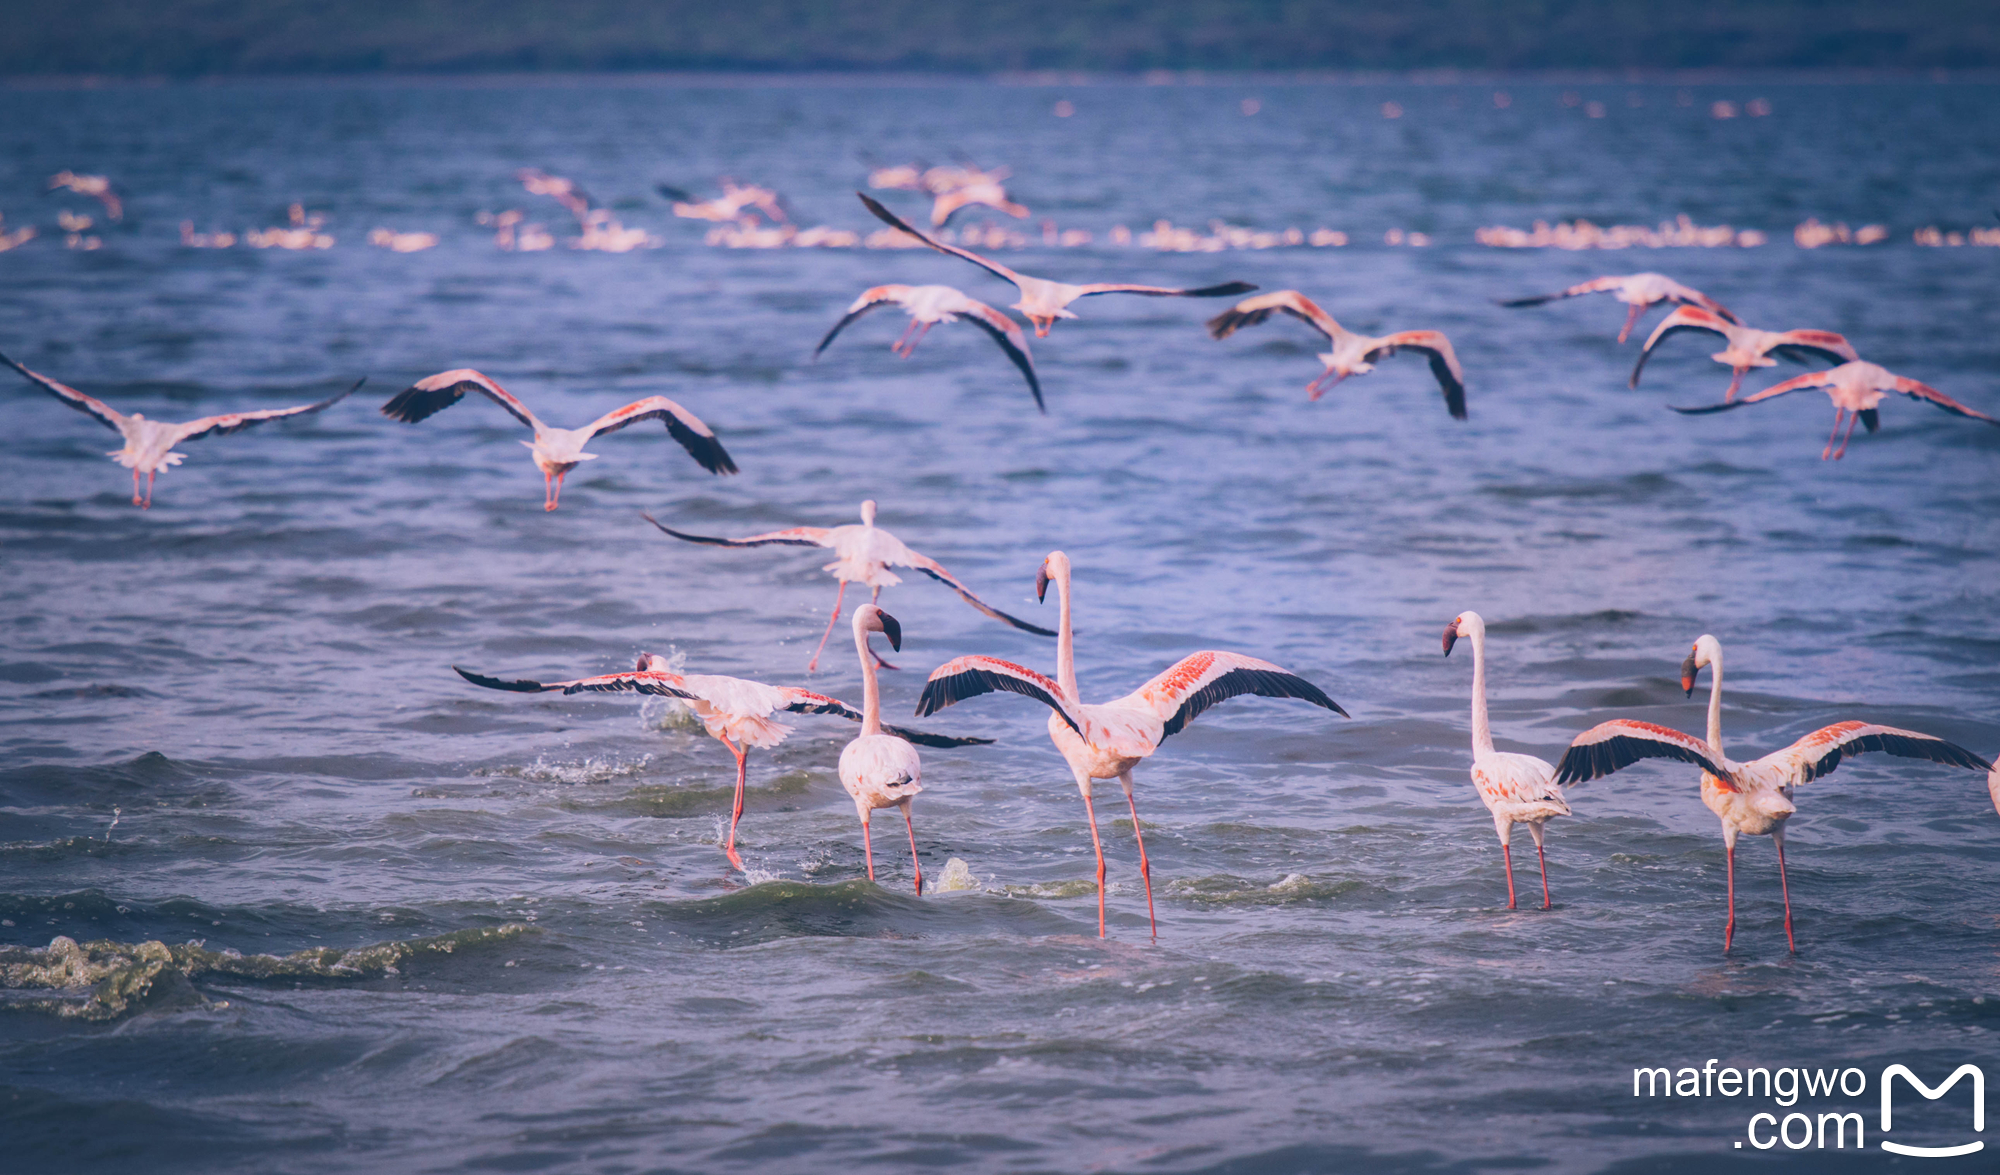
[1880,1064,1985,1158]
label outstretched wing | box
[173,378,363,443]
[1767,329,1859,367]
[1658,278,1739,323]
[1497,276,1632,308]
[1118,651,1346,740]
[1206,289,1341,343]
[1890,376,2000,426]
[957,300,1044,413]
[1074,280,1258,300]
[640,513,832,549]
[1,350,127,432]
[885,547,1057,636]
[453,665,698,700]
[1367,331,1467,420]
[1554,720,1731,787]
[579,396,738,475]
[915,655,1082,735]
[814,286,907,357]
[1670,368,1833,415]
[857,192,1024,285]
[380,369,542,430]
[778,686,995,748]
[1757,721,1993,785]
[1630,306,1732,388]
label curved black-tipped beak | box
[1035,566,1050,603]
[1442,622,1459,656]
[1680,654,1699,698]
[877,609,902,653]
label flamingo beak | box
[1681,654,1700,697]
[1035,565,1050,602]
[1442,622,1460,656]
[877,609,903,653]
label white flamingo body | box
[1632,306,1859,400]
[380,368,736,509]
[1444,612,1570,907]
[1555,634,1992,951]
[859,194,1254,337]
[4,352,358,507]
[838,605,929,892]
[1501,272,1738,343]
[643,499,1055,673]
[916,551,1347,938]
[1208,290,1468,419]
[1673,360,2000,459]
[815,284,1042,411]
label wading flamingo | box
[840,605,930,893]
[642,500,1055,673]
[4,352,359,508]
[1500,273,1738,343]
[455,652,988,872]
[1630,306,1858,401]
[859,193,1254,337]
[1443,612,1570,908]
[380,369,736,510]
[1554,634,1991,952]
[915,551,1347,939]
[815,284,1042,411]
[1206,290,1467,419]
[1672,360,2000,459]
[48,171,121,221]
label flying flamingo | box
[48,171,122,221]
[1671,360,2000,459]
[380,369,737,510]
[1630,306,1859,401]
[914,551,1347,938]
[921,165,1030,226]
[1553,634,1991,952]
[814,284,1043,411]
[516,169,593,227]
[660,180,789,225]
[1500,273,1739,343]
[1206,290,1468,419]
[643,500,1054,673]
[455,652,988,872]
[839,605,931,893]
[1442,612,1570,909]
[3,352,359,508]
[858,193,1255,337]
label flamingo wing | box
[1,351,128,432]
[1890,377,2000,426]
[579,396,738,475]
[886,547,1057,636]
[857,192,1025,286]
[1660,279,1739,324]
[814,286,909,357]
[1206,289,1341,343]
[172,378,364,443]
[1119,650,1347,740]
[640,513,832,549]
[380,369,543,430]
[1367,331,1468,420]
[1670,369,1832,415]
[1073,280,1258,300]
[914,655,1083,735]
[957,300,1045,413]
[1757,721,1992,785]
[1767,329,1859,367]
[454,665,699,700]
[778,687,994,747]
[1497,276,1630,307]
[1630,307,1731,388]
[1553,719,1731,786]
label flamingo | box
[1554,634,1991,952]
[379,369,736,510]
[642,500,1055,674]
[1630,306,1859,401]
[922,165,1030,226]
[3,352,359,508]
[1671,360,2000,459]
[661,180,789,225]
[1442,612,1570,909]
[48,171,121,221]
[1206,290,1467,420]
[858,193,1255,337]
[516,169,593,227]
[1500,273,1739,343]
[814,284,1042,411]
[914,551,1347,939]
[455,652,988,872]
[840,605,930,893]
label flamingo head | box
[854,604,902,652]
[1682,634,1722,696]
[1036,550,1071,603]
[635,653,674,673]
[859,499,878,526]
[1443,610,1484,655]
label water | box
[3,76,1999,1174]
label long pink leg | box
[542,471,555,510]
[1832,411,1860,460]
[861,812,874,880]
[1082,792,1108,938]
[1724,367,1745,402]
[892,317,920,355]
[903,320,933,357]
[1121,781,1157,939]
[132,469,144,507]
[903,802,924,895]
[1821,409,1846,461]
[722,738,748,871]
[1307,370,1346,402]
[1618,302,1642,344]
[1775,836,1796,952]
[1537,839,1552,910]
[1724,841,1736,953]
[1502,841,1517,909]
[805,581,849,674]
[547,470,567,511]
[145,470,155,508]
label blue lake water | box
[2,76,1998,1173]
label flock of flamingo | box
[14,168,2000,953]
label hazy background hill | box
[5,0,1997,76]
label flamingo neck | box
[1054,565,1079,703]
[855,626,883,736]
[1704,651,1725,758]
[1467,627,1494,757]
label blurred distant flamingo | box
[922,165,1030,226]
[840,605,931,893]
[1443,611,1570,909]
[1672,360,2000,459]
[4,352,357,508]
[815,284,1043,411]
[1207,289,1467,419]
[1500,273,1738,343]
[916,550,1347,938]
[661,180,789,225]
[516,169,593,227]
[1630,306,1858,401]
[1554,634,1991,951]
[48,171,121,221]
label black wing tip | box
[1186,281,1258,298]
[454,665,545,692]
[379,386,445,423]
[1671,401,1740,415]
